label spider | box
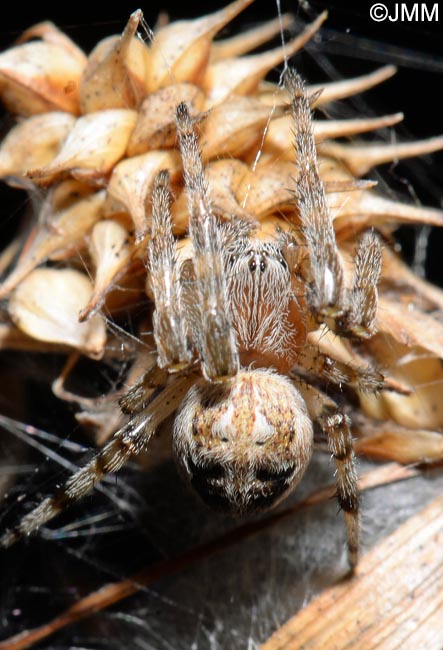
[0,69,383,570]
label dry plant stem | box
[263,494,443,650]
[0,462,418,650]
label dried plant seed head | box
[173,370,313,515]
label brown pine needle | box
[0,462,419,650]
[263,493,443,650]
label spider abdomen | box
[173,369,313,514]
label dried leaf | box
[332,188,443,237]
[258,65,397,108]
[263,496,443,650]
[381,246,443,311]
[79,219,133,321]
[200,96,283,161]
[360,351,443,430]
[79,10,150,113]
[28,109,137,185]
[127,83,205,156]
[236,159,295,218]
[377,297,443,358]
[0,112,75,181]
[205,159,252,220]
[0,321,66,353]
[9,268,106,358]
[355,422,443,464]
[319,134,443,176]
[203,13,326,107]
[169,160,252,235]
[147,0,254,91]
[309,65,397,106]
[16,21,86,65]
[106,150,181,241]
[0,239,20,275]
[0,185,105,298]
[0,32,86,115]
[211,13,294,60]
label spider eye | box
[255,464,296,483]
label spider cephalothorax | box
[226,238,307,369]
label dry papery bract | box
[0,1,443,479]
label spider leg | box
[118,362,169,415]
[123,169,200,417]
[148,170,193,369]
[176,102,239,382]
[293,345,385,393]
[292,377,360,570]
[285,69,382,342]
[338,229,382,339]
[321,407,359,570]
[284,68,346,320]
[0,373,196,548]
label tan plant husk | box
[8,267,106,358]
[0,22,86,115]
